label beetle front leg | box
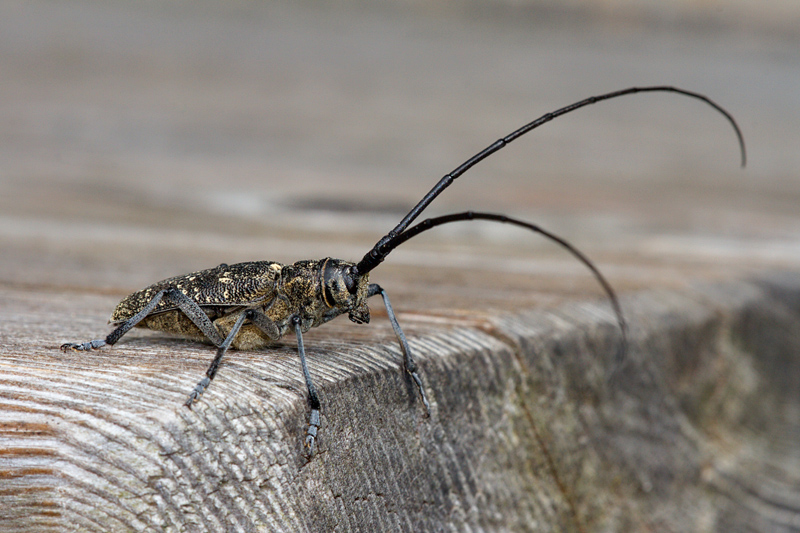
[368,283,431,416]
[292,315,321,456]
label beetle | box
[61,86,745,456]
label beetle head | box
[321,258,370,324]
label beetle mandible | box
[61,86,746,456]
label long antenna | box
[355,85,746,275]
[368,210,628,360]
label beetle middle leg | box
[185,308,280,406]
[291,315,321,456]
[61,288,225,352]
[368,283,431,415]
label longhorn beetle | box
[62,86,746,456]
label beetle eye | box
[344,267,358,294]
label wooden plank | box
[2,271,800,531]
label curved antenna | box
[355,86,746,275]
[365,210,628,362]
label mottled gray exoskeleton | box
[62,86,745,456]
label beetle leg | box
[185,310,248,407]
[242,308,281,340]
[61,289,168,351]
[368,283,431,416]
[292,315,321,456]
[160,289,225,346]
[61,288,224,352]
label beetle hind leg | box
[61,288,170,352]
[61,288,225,352]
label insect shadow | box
[62,86,746,456]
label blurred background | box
[0,0,798,316]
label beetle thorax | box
[278,258,370,330]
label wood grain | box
[2,273,799,531]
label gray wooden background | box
[1,1,799,531]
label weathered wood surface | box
[2,1,800,531]
[3,273,800,531]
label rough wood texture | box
[2,274,799,531]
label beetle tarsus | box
[60,339,107,351]
[410,371,431,416]
[185,377,211,408]
[305,408,320,456]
